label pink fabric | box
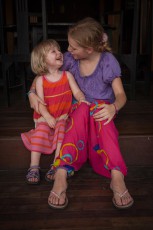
[54,101,127,178]
[21,120,66,155]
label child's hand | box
[45,115,56,129]
[93,104,116,125]
[79,99,90,105]
[56,114,69,122]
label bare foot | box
[48,168,68,208]
[110,170,134,208]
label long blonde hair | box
[68,17,111,52]
[31,39,60,75]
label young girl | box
[21,39,87,185]
[29,18,134,209]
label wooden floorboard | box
[0,99,153,229]
[0,165,153,230]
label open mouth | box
[57,57,63,61]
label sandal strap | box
[46,169,55,176]
[26,166,40,180]
[26,170,40,180]
[50,190,66,199]
[120,189,128,198]
[28,165,40,171]
[114,189,128,198]
[46,165,55,176]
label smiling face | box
[68,36,90,60]
[45,45,63,69]
[31,39,63,75]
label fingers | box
[38,98,47,105]
[93,110,105,119]
[35,104,40,114]
[93,104,114,125]
[29,101,40,114]
[94,116,113,125]
[104,118,112,125]
[48,119,56,129]
[48,122,55,129]
[97,103,105,109]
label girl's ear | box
[86,47,94,54]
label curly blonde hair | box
[68,17,112,52]
[31,39,61,75]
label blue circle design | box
[61,154,73,163]
[77,140,84,150]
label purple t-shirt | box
[62,51,121,103]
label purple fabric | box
[62,52,121,103]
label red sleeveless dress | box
[21,71,72,154]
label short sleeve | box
[102,52,121,84]
[61,52,76,71]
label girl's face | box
[45,46,63,69]
[68,36,89,60]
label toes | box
[47,175,54,181]
[48,192,66,206]
[114,191,133,207]
[122,193,133,205]
[114,195,122,206]
[48,194,59,206]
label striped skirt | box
[21,120,66,154]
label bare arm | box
[36,77,56,128]
[93,77,127,125]
[112,77,127,110]
[66,71,88,103]
[28,77,46,113]
[30,76,39,90]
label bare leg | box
[54,143,62,161]
[28,151,41,183]
[46,143,62,181]
[48,168,67,206]
[110,170,134,208]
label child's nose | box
[57,50,61,54]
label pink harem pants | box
[54,101,127,178]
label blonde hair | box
[68,17,112,52]
[31,39,61,75]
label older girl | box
[29,18,134,209]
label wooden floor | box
[0,165,153,230]
[0,94,153,229]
